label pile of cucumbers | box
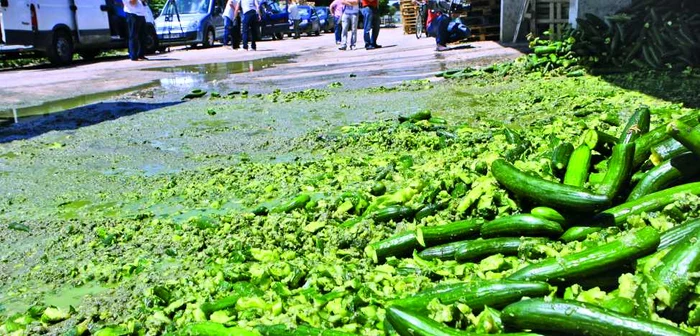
[573,0,700,69]
[366,107,700,335]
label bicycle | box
[415,0,427,39]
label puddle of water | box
[152,56,292,90]
[0,82,156,125]
[0,282,108,317]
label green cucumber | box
[365,231,418,263]
[619,106,651,144]
[454,237,548,262]
[596,143,635,200]
[370,181,386,196]
[650,138,687,166]
[508,226,659,282]
[480,214,563,239]
[414,202,448,221]
[633,112,700,168]
[627,152,700,201]
[415,219,482,247]
[501,298,692,336]
[563,144,592,187]
[559,226,603,242]
[389,280,551,314]
[418,240,471,260]
[256,324,355,336]
[252,205,269,216]
[385,305,540,336]
[649,226,700,308]
[274,194,311,213]
[667,119,700,157]
[591,182,700,227]
[199,282,261,317]
[503,128,530,162]
[399,110,432,123]
[175,322,257,336]
[373,205,415,223]
[659,218,700,251]
[550,142,574,176]
[530,206,566,225]
[491,159,610,212]
[590,130,617,155]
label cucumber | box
[389,280,552,314]
[563,144,592,187]
[454,237,548,262]
[649,226,700,308]
[385,305,540,336]
[274,194,311,213]
[508,226,659,282]
[399,110,432,123]
[480,214,563,239]
[659,218,700,251]
[559,226,603,242]
[418,240,471,260]
[591,182,700,227]
[370,181,386,196]
[491,159,610,212]
[256,324,355,336]
[415,219,482,247]
[633,113,700,168]
[414,202,448,221]
[550,142,574,176]
[650,138,687,166]
[176,322,258,336]
[530,206,566,225]
[619,106,651,144]
[373,205,415,223]
[627,152,700,201]
[503,128,530,162]
[591,130,618,155]
[667,119,700,157]
[365,231,418,263]
[252,205,269,216]
[199,282,261,317]
[501,298,693,336]
[596,143,635,200]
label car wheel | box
[46,29,74,66]
[78,49,100,61]
[203,28,215,48]
[143,26,159,54]
[275,32,284,40]
[190,44,198,49]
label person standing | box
[223,0,241,49]
[124,0,148,60]
[338,0,359,50]
[288,0,301,39]
[360,0,381,49]
[236,0,261,50]
[329,0,343,44]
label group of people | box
[326,0,380,50]
[223,0,263,50]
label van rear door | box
[1,0,34,45]
[72,0,110,45]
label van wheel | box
[203,28,215,48]
[275,32,284,40]
[78,49,100,61]
[144,26,159,54]
[46,30,74,66]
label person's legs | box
[350,14,358,48]
[361,7,374,48]
[371,7,380,47]
[136,15,147,58]
[250,13,259,50]
[293,19,300,38]
[233,15,241,48]
[126,13,138,60]
[340,14,350,48]
[334,16,342,43]
[242,10,251,49]
[435,14,450,49]
[223,17,232,46]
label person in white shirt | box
[124,0,149,60]
[288,0,301,39]
[338,0,359,50]
[223,0,241,49]
[235,0,261,50]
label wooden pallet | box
[400,1,418,35]
[467,24,500,41]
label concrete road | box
[0,26,524,109]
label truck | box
[0,0,158,66]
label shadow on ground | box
[0,101,182,143]
[596,71,700,109]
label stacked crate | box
[462,0,501,41]
[400,0,418,35]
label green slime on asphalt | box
[1,69,700,335]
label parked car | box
[295,5,321,36]
[315,6,335,33]
[155,0,226,49]
[0,0,158,65]
[259,0,291,40]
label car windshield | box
[262,1,283,13]
[161,0,210,15]
[298,7,310,17]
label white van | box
[0,0,158,65]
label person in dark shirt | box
[360,0,381,49]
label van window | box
[162,0,210,15]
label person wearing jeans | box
[428,12,470,51]
[288,0,301,39]
[236,0,260,50]
[360,0,381,49]
[223,0,241,49]
[339,0,359,50]
[329,0,343,44]
[123,0,148,60]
